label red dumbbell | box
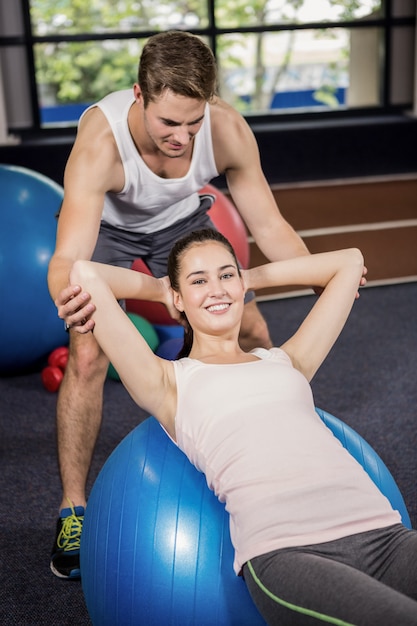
[42,365,64,392]
[42,346,69,392]
[48,346,69,370]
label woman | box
[62,229,417,625]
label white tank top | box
[173,348,400,575]
[80,89,219,233]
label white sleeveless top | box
[173,348,400,574]
[80,89,219,233]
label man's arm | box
[47,107,124,308]
[211,102,366,297]
[211,99,309,263]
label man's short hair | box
[138,31,218,106]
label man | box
[48,30,310,580]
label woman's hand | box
[158,276,183,324]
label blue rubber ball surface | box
[80,416,266,626]
[0,165,67,373]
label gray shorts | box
[92,194,254,302]
[92,195,215,277]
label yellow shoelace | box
[57,505,84,552]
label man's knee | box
[67,333,109,382]
[240,301,272,350]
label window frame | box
[0,0,415,136]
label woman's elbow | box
[70,259,94,286]
[346,248,364,269]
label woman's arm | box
[69,260,177,435]
[58,264,176,331]
[243,249,364,381]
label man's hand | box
[55,284,96,334]
[357,265,368,297]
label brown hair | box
[138,31,218,106]
[167,229,241,358]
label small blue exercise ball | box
[81,417,267,626]
[156,337,184,360]
[153,323,184,344]
[0,165,67,374]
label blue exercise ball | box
[0,165,67,374]
[153,323,184,344]
[80,416,267,626]
[315,408,411,528]
[81,410,411,626]
[156,337,184,360]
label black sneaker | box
[50,503,84,580]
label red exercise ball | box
[205,183,250,270]
[126,259,175,326]
[126,184,250,325]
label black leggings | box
[243,524,417,626]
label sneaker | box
[50,503,84,580]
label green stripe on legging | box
[246,560,356,626]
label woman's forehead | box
[179,241,234,272]
[182,240,232,261]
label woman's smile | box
[206,302,231,313]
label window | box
[0,0,415,132]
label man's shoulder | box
[209,98,254,168]
[73,105,122,169]
[90,89,134,121]
[79,89,133,137]
[209,98,247,139]
[99,88,134,105]
[209,96,241,120]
